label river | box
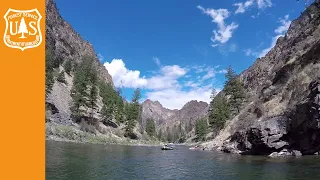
[46,140,320,180]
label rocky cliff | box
[45,0,113,125]
[201,2,320,156]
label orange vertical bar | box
[0,0,45,179]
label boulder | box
[268,149,302,157]
[222,116,290,155]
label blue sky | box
[55,0,310,109]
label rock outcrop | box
[202,2,320,156]
[45,0,113,85]
[45,0,113,124]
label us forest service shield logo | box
[3,8,42,51]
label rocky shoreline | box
[196,79,320,157]
[46,122,163,147]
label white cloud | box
[233,0,254,14]
[161,65,187,77]
[257,0,272,9]
[234,0,272,15]
[145,87,219,110]
[97,54,104,62]
[274,15,291,34]
[258,15,291,58]
[104,59,187,90]
[197,5,239,46]
[258,34,282,57]
[104,59,148,88]
[104,59,225,109]
[202,68,215,81]
[153,57,161,66]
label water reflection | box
[46,141,320,180]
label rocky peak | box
[181,100,208,110]
[141,99,209,130]
[45,0,113,85]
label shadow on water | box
[46,141,320,180]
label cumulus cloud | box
[104,59,225,109]
[258,15,291,58]
[197,5,239,46]
[104,59,148,88]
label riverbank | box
[46,122,163,147]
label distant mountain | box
[141,99,208,127]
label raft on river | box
[161,145,174,150]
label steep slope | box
[45,0,113,124]
[202,2,320,156]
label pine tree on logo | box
[18,17,28,39]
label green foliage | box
[208,94,230,130]
[57,70,67,84]
[64,60,72,75]
[224,65,245,114]
[157,129,164,141]
[45,50,55,97]
[124,88,141,139]
[53,56,64,69]
[195,118,208,142]
[146,118,156,137]
[99,82,118,123]
[224,65,237,95]
[70,56,98,122]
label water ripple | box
[46,141,320,180]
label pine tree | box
[195,118,208,142]
[224,65,237,95]
[224,65,245,114]
[124,88,141,139]
[88,84,98,122]
[209,95,230,130]
[18,17,28,38]
[146,118,156,137]
[64,60,72,75]
[57,70,66,84]
[70,56,98,122]
[208,88,217,118]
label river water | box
[46,140,320,180]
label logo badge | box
[3,8,42,51]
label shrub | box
[57,70,67,84]
[79,120,96,135]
